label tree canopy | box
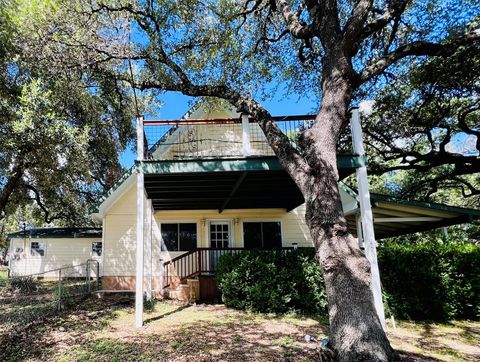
[364,43,479,207]
[0,0,139,229]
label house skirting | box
[102,276,163,293]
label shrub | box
[216,242,480,321]
[378,241,480,321]
[216,249,327,315]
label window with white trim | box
[161,223,197,251]
[243,222,282,249]
[31,241,46,256]
[92,242,102,257]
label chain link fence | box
[0,260,100,332]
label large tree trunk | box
[0,158,25,217]
[309,209,396,361]
[298,67,397,360]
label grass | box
[0,270,7,287]
[0,291,479,361]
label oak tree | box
[22,0,480,360]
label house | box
[7,227,102,278]
[7,100,480,327]
[89,101,479,305]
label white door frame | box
[206,219,233,248]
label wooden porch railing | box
[162,247,294,288]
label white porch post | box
[146,199,153,301]
[350,108,386,329]
[135,115,145,328]
[241,114,252,156]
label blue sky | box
[119,91,319,167]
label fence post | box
[87,261,91,294]
[57,269,62,311]
[96,260,100,291]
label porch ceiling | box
[139,156,362,211]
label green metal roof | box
[370,194,480,217]
[91,155,364,214]
[7,227,102,239]
[138,155,366,174]
[139,156,363,211]
[341,185,480,239]
[89,166,136,214]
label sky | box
[119,91,319,167]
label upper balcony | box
[144,114,352,160]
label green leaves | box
[364,43,480,204]
[0,0,138,228]
[216,249,327,315]
[378,240,480,320]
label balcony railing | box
[144,115,318,160]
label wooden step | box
[167,284,190,302]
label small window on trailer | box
[92,242,102,257]
[30,241,46,256]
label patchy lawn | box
[0,270,7,286]
[0,294,479,362]
[387,320,480,361]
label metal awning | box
[140,156,364,211]
[344,191,480,239]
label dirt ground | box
[1,294,479,361]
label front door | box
[209,221,231,248]
[208,221,231,272]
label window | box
[243,222,282,249]
[92,242,102,257]
[161,223,197,251]
[31,241,45,256]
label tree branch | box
[359,0,409,42]
[343,0,373,50]
[0,158,26,214]
[360,29,480,82]
[275,0,313,39]
[24,184,65,224]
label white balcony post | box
[241,114,252,156]
[135,115,145,328]
[146,199,153,301]
[350,108,386,329]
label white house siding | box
[8,237,102,278]
[102,182,162,278]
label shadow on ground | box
[2,295,480,362]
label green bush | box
[378,241,480,321]
[216,249,327,314]
[216,242,480,320]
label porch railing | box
[162,247,293,288]
[144,115,318,160]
